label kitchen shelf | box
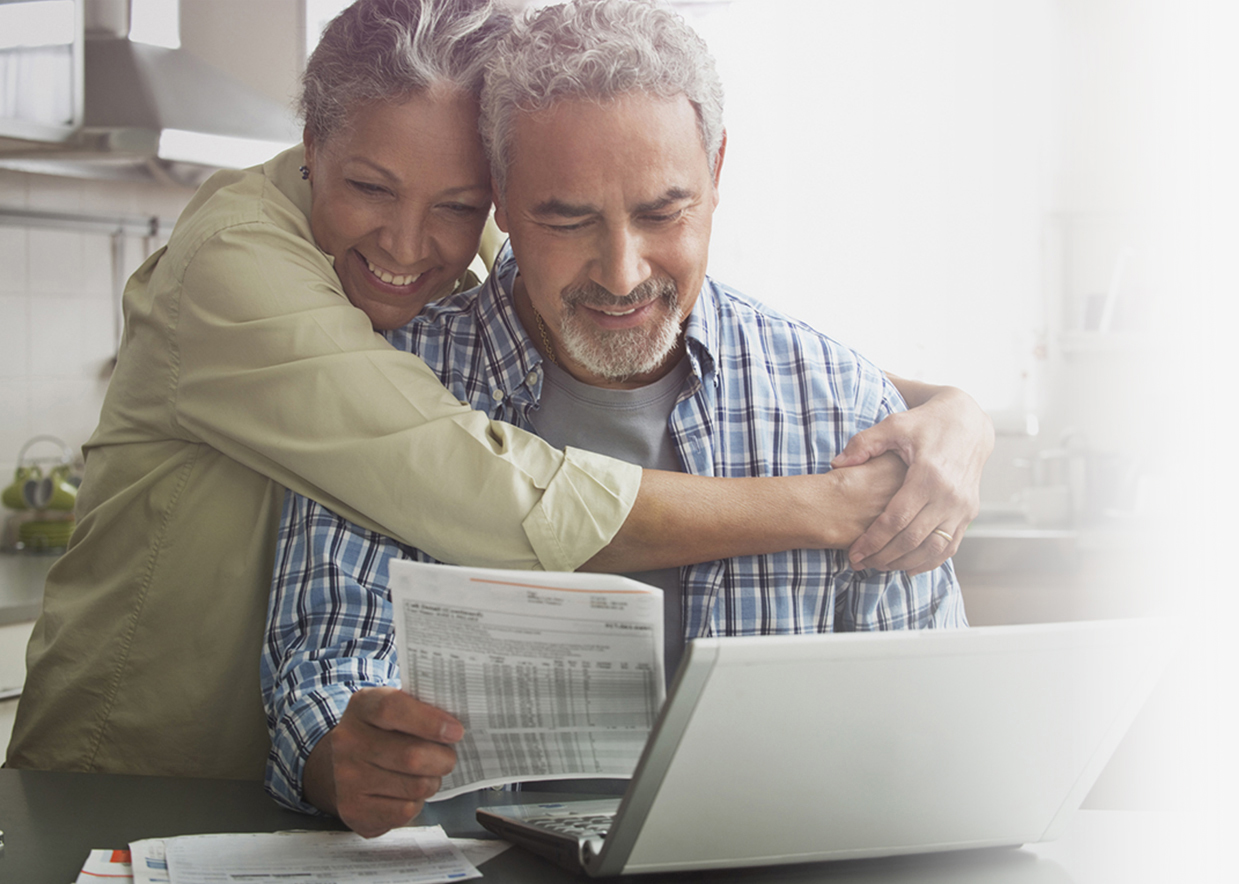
[0,206,162,237]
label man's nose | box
[592,227,650,298]
[377,212,427,268]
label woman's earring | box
[299,165,311,181]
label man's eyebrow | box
[530,198,598,218]
[531,188,698,218]
[634,188,696,213]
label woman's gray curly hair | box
[480,0,725,195]
[300,0,512,144]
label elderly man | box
[263,0,968,838]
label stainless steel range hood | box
[0,0,299,184]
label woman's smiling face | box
[304,84,492,331]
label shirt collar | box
[473,246,549,404]
[682,278,719,382]
[266,144,313,223]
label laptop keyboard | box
[526,812,615,840]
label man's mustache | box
[562,278,678,311]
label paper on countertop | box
[128,838,168,884]
[94,829,509,884]
[450,836,512,868]
[75,848,134,882]
[161,826,479,884]
[389,560,665,798]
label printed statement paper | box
[388,561,666,798]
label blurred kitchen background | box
[0,0,1233,813]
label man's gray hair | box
[300,0,512,144]
[480,0,725,195]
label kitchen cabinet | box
[0,620,34,756]
[0,551,53,755]
[955,524,1156,626]
[0,620,34,696]
[0,550,54,626]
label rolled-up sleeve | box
[168,206,640,571]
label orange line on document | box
[468,578,649,594]
[77,873,132,879]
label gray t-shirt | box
[530,356,690,681]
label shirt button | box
[525,370,538,386]
[492,389,505,402]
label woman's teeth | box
[366,258,421,287]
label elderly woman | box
[7,0,990,782]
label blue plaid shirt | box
[262,249,966,812]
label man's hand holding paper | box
[303,687,464,838]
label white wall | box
[694,0,1055,414]
[0,171,192,478]
[686,0,1191,456]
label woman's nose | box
[377,213,428,268]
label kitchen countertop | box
[0,551,54,625]
[954,514,1150,574]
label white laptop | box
[476,618,1179,876]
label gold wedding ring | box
[932,528,953,542]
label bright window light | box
[158,129,295,169]
[129,0,180,49]
[0,0,76,51]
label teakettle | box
[2,436,79,512]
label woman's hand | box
[303,687,463,838]
[832,380,993,574]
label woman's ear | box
[302,127,316,167]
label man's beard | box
[557,277,683,382]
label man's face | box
[494,92,723,388]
